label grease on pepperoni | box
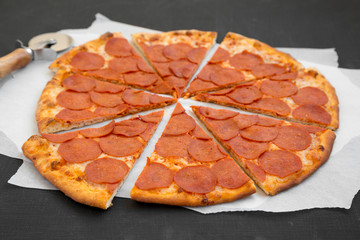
[197,64,222,81]
[249,97,291,116]
[85,158,129,184]
[227,85,262,104]
[210,47,230,63]
[174,166,216,194]
[291,87,329,106]
[86,69,123,81]
[227,135,269,159]
[169,60,197,78]
[260,80,298,98]
[135,162,173,190]
[123,72,158,87]
[251,64,287,78]
[94,81,126,93]
[58,138,102,163]
[292,104,331,125]
[258,150,302,178]
[155,134,192,159]
[230,51,264,70]
[240,125,278,142]
[140,111,164,123]
[42,131,79,143]
[62,74,96,92]
[233,114,259,129]
[270,71,298,81]
[273,125,311,151]
[190,125,212,140]
[199,106,239,120]
[137,59,155,73]
[57,91,92,110]
[163,43,193,60]
[172,103,186,115]
[205,118,240,141]
[245,160,266,182]
[211,158,250,188]
[188,139,226,162]
[55,109,97,121]
[210,67,245,86]
[105,37,133,57]
[94,104,128,116]
[122,89,150,106]
[144,44,170,62]
[99,134,143,157]
[187,47,207,64]
[153,62,172,77]
[80,121,115,138]
[186,79,218,94]
[113,119,148,137]
[256,116,282,127]
[71,52,105,71]
[90,92,123,107]
[108,56,139,73]
[139,123,157,142]
[163,114,196,135]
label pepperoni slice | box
[94,81,126,93]
[258,150,302,178]
[303,125,326,133]
[86,68,123,81]
[172,103,186,115]
[163,43,193,60]
[144,44,170,62]
[122,89,150,106]
[197,64,222,81]
[205,95,238,105]
[229,51,264,70]
[240,125,278,142]
[57,90,92,110]
[209,88,234,96]
[211,158,250,188]
[190,125,211,140]
[205,118,240,141]
[188,139,226,162]
[149,95,171,104]
[155,134,192,159]
[58,138,102,163]
[233,114,259,129]
[174,166,216,194]
[140,111,164,123]
[291,87,329,106]
[251,64,287,78]
[227,85,262,104]
[187,47,207,64]
[123,72,158,87]
[199,106,239,120]
[105,37,133,57]
[270,71,298,81]
[249,97,291,116]
[139,123,157,142]
[273,126,311,151]
[227,136,269,159]
[99,134,143,157]
[71,52,105,71]
[55,109,97,121]
[169,60,197,78]
[153,62,172,77]
[113,119,148,137]
[164,76,187,95]
[41,131,79,143]
[80,121,115,138]
[163,113,196,136]
[90,92,123,107]
[210,47,230,63]
[94,104,128,116]
[260,80,298,98]
[186,79,218,94]
[137,59,155,73]
[256,117,282,127]
[62,74,96,92]
[108,57,139,73]
[292,105,331,125]
[85,158,129,184]
[245,160,266,182]
[149,81,173,94]
[135,162,173,190]
[210,67,245,86]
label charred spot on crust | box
[76,176,82,181]
[253,42,262,49]
[51,161,61,170]
[177,188,183,193]
[201,196,208,204]
[100,32,113,40]
[319,145,325,151]
[150,36,159,41]
[186,31,193,36]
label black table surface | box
[1,0,360,239]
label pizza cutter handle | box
[0,48,31,79]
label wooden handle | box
[0,48,31,79]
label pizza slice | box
[37,69,176,133]
[132,30,217,97]
[192,68,339,130]
[50,32,173,95]
[192,106,336,195]
[22,111,164,209]
[130,103,256,206]
[185,32,303,97]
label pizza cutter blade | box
[0,32,73,79]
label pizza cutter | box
[0,32,73,79]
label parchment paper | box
[3,14,360,214]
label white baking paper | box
[3,13,360,214]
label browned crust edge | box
[191,105,336,196]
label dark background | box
[1,0,360,239]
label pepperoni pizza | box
[192,106,336,195]
[22,111,164,209]
[132,30,217,97]
[131,104,256,206]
